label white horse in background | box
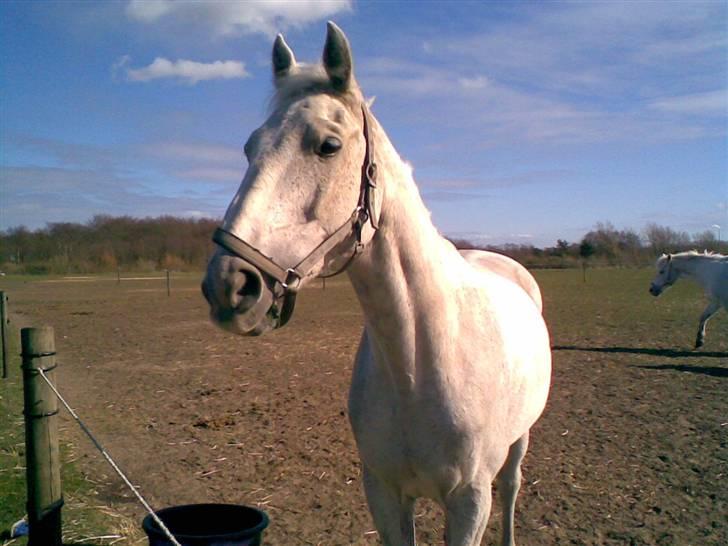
[202,23,551,546]
[650,251,728,348]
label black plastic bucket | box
[142,504,269,546]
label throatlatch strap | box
[291,207,367,281]
[360,105,379,230]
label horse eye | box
[243,138,254,159]
[318,136,342,157]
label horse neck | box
[678,255,725,284]
[671,255,700,280]
[346,118,460,390]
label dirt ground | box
[2,268,726,545]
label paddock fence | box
[17,326,183,546]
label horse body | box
[459,249,543,312]
[345,141,550,543]
[202,23,551,546]
[650,251,728,347]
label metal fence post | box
[1,291,8,378]
[21,327,63,546]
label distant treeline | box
[0,216,725,274]
[452,222,726,269]
[0,215,219,274]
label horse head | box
[649,253,676,296]
[202,23,380,335]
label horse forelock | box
[269,63,364,114]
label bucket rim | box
[142,503,269,540]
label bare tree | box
[643,223,690,254]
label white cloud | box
[7,134,122,170]
[422,191,489,202]
[125,0,352,37]
[419,179,481,190]
[649,90,727,116]
[420,170,572,198]
[361,58,459,97]
[111,55,131,82]
[175,168,243,183]
[144,142,245,184]
[121,57,249,85]
[418,2,726,101]
[0,164,224,230]
[147,142,242,164]
[126,0,173,22]
[360,0,727,145]
[458,76,489,91]
[181,210,208,219]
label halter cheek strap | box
[212,104,379,329]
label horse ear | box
[323,21,353,92]
[272,34,296,85]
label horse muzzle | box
[649,283,662,297]
[202,253,293,336]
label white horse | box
[649,250,728,348]
[202,23,551,546]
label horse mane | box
[269,63,364,114]
[660,250,728,265]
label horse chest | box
[349,357,486,497]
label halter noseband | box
[212,104,379,329]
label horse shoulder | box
[711,260,728,306]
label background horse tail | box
[459,249,544,313]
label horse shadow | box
[551,345,728,378]
[631,363,728,377]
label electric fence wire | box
[37,367,182,546]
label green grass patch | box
[0,323,27,540]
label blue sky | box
[1,0,726,247]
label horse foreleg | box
[362,466,415,546]
[444,481,493,546]
[496,432,529,546]
[695,300,720,348]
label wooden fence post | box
[21,327,63,546]
[1,291,8,378]
[166,269,171,296]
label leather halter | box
[212,104,379,329]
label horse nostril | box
[230,269,263,311]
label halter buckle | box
[365,163,378,187]
[282,269,302,291]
